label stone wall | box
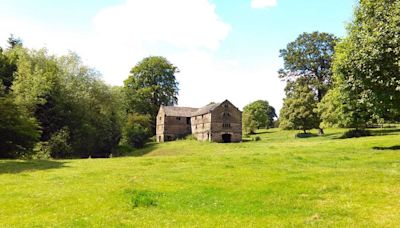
[210,101,242,142]
[191,113,212,141]
[156,108,191,142]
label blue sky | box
[0,0,356,111]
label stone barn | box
[156,100,242,143]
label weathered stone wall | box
[210,101,242,142]
[156,107,192,142]
[191,113,212,141]
[156,108,165,142]
[157,100,242,143]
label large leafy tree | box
[332,0,400,127]
[0,96,40,158]
[279,79,319,133]
[279,32,338,134]
[11,49,123,158]
[124,56,179,132]
[243,100,276,134]
[279,32,339,101]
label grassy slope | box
[1,128,400,227]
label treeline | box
[278,0,400,135]
[0,37,179,159]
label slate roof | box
[191,102,221,117]
[161,101,225,117]
[162,106,198,117]
[163,103,222,117]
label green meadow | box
[1,127,400,227]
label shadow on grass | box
[371,128,400,136]
[130,143,159,157]
[372,145,400,151]
[0,160,67,175]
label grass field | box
[1,127,400,227]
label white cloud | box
[0,0,286,111]
[92,0,230,50]
[251,0,278,9]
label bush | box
[112,145,134,157]
[32,142,51,159]
[122,113,152,148]
[47,128,73,158]
[254,136,262,141]
[341,129,371,138]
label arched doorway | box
[222,134,232,143]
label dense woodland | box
[1,0,399,159]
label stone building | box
[156,100,242,143]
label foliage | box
[46,128,73,159]
[279,79,319,133]
[242,100,276,134]
[331,0,400,128]
[317,87,347,128]
[0,46,18,94]
[124,56,179,132]
[122,113,152,148]
[0,96,40,158]
[279,31,338,102]
[10,48,123,158]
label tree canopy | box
[243,100,276,134]
[124,56,179,132]
[327,0,400,128]
[279,79,319,133]
[279,32,338,101]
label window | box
[202,123,204,128]
[176,117,181,120]
[223,123,231,128]
[195,125,198,129]
[186,117,190,124]
[223,112,230,117]
[224,104,229,108]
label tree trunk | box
[318,128,324,135]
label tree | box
[317,87,347,128]
[279,32,338,101]
[279,79,319,133]
[11,49,123,158]
[0,47,18,94]
[122,113,152,148]
[7,34,23,49]
[0,96,40,158]
[124,56,179,132]
[331,0,400,128]
[242,100,276,134]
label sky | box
[0,0,356,111]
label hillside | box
[1,128,400,227]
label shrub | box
[32,142,51,159]
[122,113,152,148]
[47,128,73,158]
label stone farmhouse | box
[156,100,242,143]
